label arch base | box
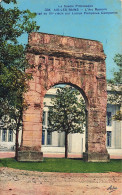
[83,152,110,162]
[17,151,43,162]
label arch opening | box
[46,82,89,110]
[42,84,88,158]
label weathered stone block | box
[22,140,41,149]
[29,82,36,91]
[23,113,41,123]
[25,94,40,104]
[83,152,110,162]
[17,151,43,162]
[36,83,41,93]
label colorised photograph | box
[0,0,122,194]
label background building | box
[0,85,122,156]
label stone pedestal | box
[83,152,110,162]
[17,151,43,162]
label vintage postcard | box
[0,0,122,194]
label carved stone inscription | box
[39,56,94,74]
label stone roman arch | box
[18,32,110,162]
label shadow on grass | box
[68,158,83,160]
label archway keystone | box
[17,32,110,162]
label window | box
[107,131,112,147]
[47,130,52,145]
[107,112,112,126]
[43,111,46,126]
[8,130,13,142]
[2,129,7,142]
[42,110,52,145]
[42,128,52,145]
[47,111,51,126]
[42,130,45,145]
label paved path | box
[0,167,122,195]
[0,152,122,159]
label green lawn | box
[0,158,122,173]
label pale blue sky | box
[3,0,122,79]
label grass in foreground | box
[0,158,122,173]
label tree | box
[107,54,122,120]
[48,86,86,158]
[0,0,39,158]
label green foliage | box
[109,54,122,85]
[0,0,39,145]
[48,87,86,134]
[107,54,122,120]
[0,158,122,173]
[2,0,17,4]
[113,111,122,121]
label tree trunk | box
[15,115,21,160]
[15,127,19,160]
[65,132,68,158]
